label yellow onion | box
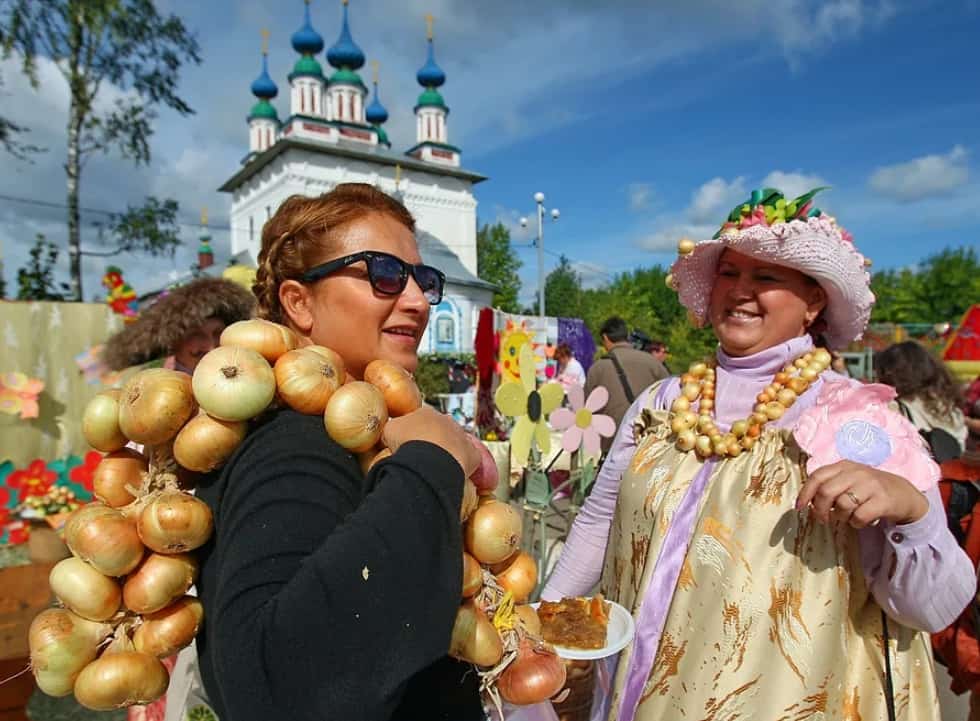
[275,346,345,414]
[460,479,478,523]
[173,412,247,473]
[118,369,197,445]
[29,608,112,697]
[357,445,392,476]
[324,382,389,453]
[49,557,122,621]
[463,499,523,565]
[122,552,198,614]
[219,318,298,363]
[514,605,541,636]
[363,360,422,417]
[462,552,483,599]
[494,551,538,604]
[82,390,127,452]
[133,596,203,658]
[497,639,567,705]
[192,346,275,422]
[65,504,144,577]
[137,491,213,554]
[449,601,504,667]
[93,449,146,508]
[73,650,170,710]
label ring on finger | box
[845,490,861,506]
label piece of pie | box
[537,595,611,650]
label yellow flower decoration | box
[0,372,44,419]
[495,343,564,465]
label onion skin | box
[363,360,422,417]
[220,318,298,364]
[463,500,523,565]
[460,478,478,523]
[133,596,204,658]
[122,552,198,614]
[276,347,345,415]
[65,504,144,577]
[29,608,112,697]
[357,445,392,476]
[497,639,567,705]
[82,390,127,452]
[324,382,389,453]
[49,557,122,621]
[462,552,482,598]
[137,491,213,554]
[173,412,247,473]
[118,369,197,445]
[73,650,170,710]
[192,346,276,422]
[514,605,541,636]
[449,602,504,667]
[493,551,538,604]
[93,449,146,508]
[467,434,500,493]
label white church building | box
[219,0,493,355]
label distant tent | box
[943,304,980,382]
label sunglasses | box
[301,251,446,305]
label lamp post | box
[520,192,560,318]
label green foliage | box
[414,353,475,402]
[871,247,980,324]
[476,222,523,312]
[542,255,582,318]
[85,197,183,258]
[16,234,70,300]
[0,74,42,160]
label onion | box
[65,504,144,577]
[275,347,344,414]
[93,449,146,508]
[49,557,122,621]
[462,552,482,598]
[192,346,275,422]
[133,596,203,658]
[324,382,389,453]
[494,551,538,604]
[357,445,392,475]
[449,601,503,667]
[220,318,298,363]
[467,434,500,493]
[137,491,213,554]
[514,605,541,636]
[363,360,422,417]
[29,608,112,697]
[173,412,247,472]
[122,552,198,614]
[463,500,523,565]
[460,478,478,523]
[118,369,197,445]
[73,650,170,710]
[497,639,567,705]
[82,390,127,452]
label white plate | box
[531,599,635,661]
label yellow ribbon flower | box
[494,343,564,465]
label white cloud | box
[569,260,612,289]
[761,170,830,200]
[628,183,653,212]
[868,145,970,200]
[637,223,716,253]
[688,177,747,224]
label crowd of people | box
[91,183,978,721]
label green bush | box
[414,353,475,402]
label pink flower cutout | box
[0,372,44,419]
[550,386,616,456]
[793,379,939,491]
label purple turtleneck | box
[542,335,974,634]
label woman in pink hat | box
[541,188,974,721]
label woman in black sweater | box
[194,184,486,721]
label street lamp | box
[519,192,559,318]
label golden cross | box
[395,164,402,189]
[260,28,270,55]
[425,13,434,40]
[371,60,379,84]
[201,207,208,227]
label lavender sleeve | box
[860,482,975,633]
[540,386,661,601]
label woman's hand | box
[383,405,481,479]
[796,459,929,528]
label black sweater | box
[195,410,485,721]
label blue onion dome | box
[291,1,324,55]
[249,98,279,121]
[416,87,446,109]
[365,83,388,124]
[326,1,365,70]
[250,54,278,99]
[416,39,445,88]
[290,54,323,80]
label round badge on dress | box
[834,420,892,467]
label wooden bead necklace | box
[669,347,832,459]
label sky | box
[0,0,977,306]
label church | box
[218,0,493,355]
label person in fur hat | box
[103,277,256,374]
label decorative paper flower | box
[2,520,29,545]
[7,459,58,498]
[550,386,616,456]
[793,379,939,491]
[69,451,102,494]
[495,343,564,465]
[0,487,10,526]
[0,371,44,419]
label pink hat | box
[669,188,874,349]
